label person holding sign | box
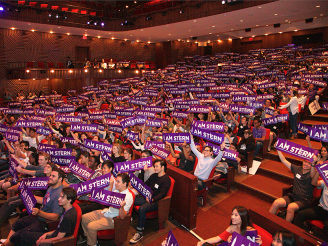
[3,169,65,246]
[293,160,328,241]
[130,160,171,244]
[189,133,224,190]
[197,206,262,246]
[278,89,299,140]
[36,187,78,246]
[269,151,316,222]
[81,173,133,246]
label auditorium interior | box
[0,0,328,245]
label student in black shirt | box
[130,160,171,244]
[36,187,77,245]
[167,141,196,172]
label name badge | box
[154,184,159,189]
[296,173,301,179]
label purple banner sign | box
[90,188,126,209]
[18,177,49,190]
[126,131,139,141]
[36,126,52,136]
[188,105,210,113]
[316,162,328,188]
[256,94,274,100]
[264,107,275,116]
[149,145,170,159]
[83,139,113,152]
[0,124,8,133]
[230,232,258,246]
[15,120,43,128]
[232,95,257,102]
[70,173,111,196]
[60,137,79,146]
[308,127,328,142]
[51,156,76,166]
[115,157,153,173]
[35,109,56,116]
[192,119,225,132]
[56,106,75,113]
[258,82,277,89]
[55,115,82,123]
[263,114,289,125]
[275,138,318,162]
[143,106,163,112]
[146,119,162,127]
[43,148,72,156]
[171,111,188,119]
[38,143,56,151]
[162,133,191,144]
[190,126,224,144]
[20,184,37,215]
[5,132,20,142]
[249,101,264,109]
[303,78,327,87]
[229,104,255,115]
[165,230,180,246]
[4,109,23,114]
[134,110,156,118]
[70,123,98,132]
[120,117,146,129]
[129,172,153,202]
[69,160,95,180]
[144,141,165,150]
[129,99,147,106]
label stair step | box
[266,149,303,166]
[235,174,290,203]
[307,113,328,121]
[258,160,294,185]
[301,120,328,126]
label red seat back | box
[128,189,136,215]
[72,202,82,244]
[26,62,34,68]
[47,62,55,68]
[37,62,45,68]
[167,176,175,197]
[57,62,64,68]
[253,224,272,246]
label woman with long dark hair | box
[271,230,296,246]
[197,206,261,246]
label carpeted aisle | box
[192,190,272,241]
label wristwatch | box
[311,163,316,167]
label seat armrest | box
[226,166,235,186]
[51,235,75,246]
[46,219,60,231]
[262,139,269,157]
[158,196,171,223]
[247,150,255,171]
[113,215,132,244]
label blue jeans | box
[134,196,158,232]
[254,141,263,157]
[289,112,298,135]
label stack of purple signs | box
[149,145,170,159]
[115,157,153,173]
[69,160,95,180]
[162,133,191,144]
[315,162,328,187]
[36,126,52,136]
[192,119,225,132]
[129,172,153,202]
[19,184,37,215]
[90,188,126,209]
[70,173,111,196]
[165,230,180,246]
[18,177,49,190]
[275,138,318,162]
[190,126,224,144]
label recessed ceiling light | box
[252,35,255,37]
[148,41,150,44]
[178,39,181,41]
[111,37,114,39]
[31,29,35,32]
[228,38,232,41]
[218,39,222,42]
[33,78,35,80]
[279,32,282,34]
[168,34,171,35]
[256,25,259,27]
[141,29,144,31]
[294,30,298,32]
[316,5,320,7]
[195,41,198,43]
[266,25,268,26]
[193,20,197,22]
[265,34,268,36]
[187,40,189,42]
[136,40,139,42]
[285,20,289,22]
[258,6,262,9]
[126,5,128,8]
[274,13,278,16]
[212,26,215,27]
[208,40,210,43]
[209,33,212,34]
[240,20,243,22]
[217,34,219,36]
[98,36,100,38]
[58,27,61,29]
[240,37,242,39]
[67,33,70,35]
[124,39,127,41]
[84,34,87,36]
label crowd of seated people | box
[0,44,327,245]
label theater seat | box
[251,127,270,159]
[97,190,136,245]
[47,62,55,68]
[253,224,272,246]
[26,62,34,68]
[37,62,45,68]
[133,177,175,230]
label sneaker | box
[268,147,271,152]
[130,232,143,244]
[10,211,17,217]
[76,235,87,244]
